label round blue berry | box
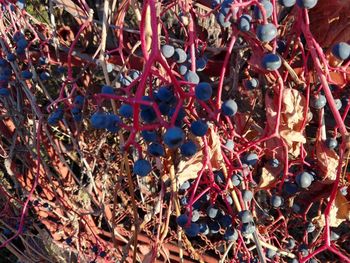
[180,140,197,157]
[163,127,185,149]
[331,42,350,60]
[161,45,175,59]
[195,82,212,101]
[262,53,282,71]
[133,159,152,176]
[221,99,238,116]
[101,85,114,94]
[148,143,165,157]
[155,86,174,102]
[174,48,187,64]
[254,0,273,19]
[119,104,133,118]
[256,23,278,43]
[185,71,200,84]
[238,14,252,32]
[141,130,158,142]
[190,120,208,136]
[21,70,33,80]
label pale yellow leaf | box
[258,167,277,188]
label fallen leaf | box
[258,167,278,189]
[176,125,225,186]
[265,88,309,158]
[314,190,350,227]
[315,141,340,180]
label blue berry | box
[270,195,283,208]
[254,0,273,19]
[17,0,26,9]
[16,47,25,56]
[17,38,28,49]
[208,220,221,234]
[7,53,16,62]
[92,245,99,253]
[99,251,107,258]
[325,138,338,150]
[0,88,10,96]
[284,182,298,195]
[238,14,252,32]
[141,108,157,123]
[163,127,185,149]
[296,0,318,9]
[133,159,152,176]
[74,95,84,106]
[231,174,242,186]
[185,71,200,84]
[66,237,73,245]
[306,222,315,233]
[219,214,232,228]
[279,0,296,7]
[242,152,259,166]
[141,130,158,142]
[101,85,114,94]
[119,104,133,118]
[207,205,219,218]
[184,223,200,237]
[217,12,231,28]
[266,248,277,259]
[286,238,295,249]
[190,120,208,137]
[195,82,212,101]
[311,94,326,109]
[158,102,170,115]
[245,78,259,90]
[262,53,282,71]
[256,23,278,42]
[40,72,50,81]
[39,56,48,65]
[277,40,287,53]
[148,143,165,157]
[174,48,187,64]
[196,57,207,72]
[161,45,175,59]
[225,194,233,205]
[179,64,188,75]
[180,140,197,157]
[176,214,189,227]
[224,228,238,241]
[180,180,191,190]
[331,42,350,60]
[242,190,253,202]
[191,210,200,222]
[48,108,64,126]
[21,70,33,80]
[214,171,225,184]
[221,99,238,116]
[241,222,256,236]
[155,86,174,102]
[211,0,223,8]
[269,158,279,168]
[238,210,253,223]
[334,98,342,110]
[129,70,140,80]
[90,112,108,129]
[199,223,209,235]
[295,171,314,188]
[105,114,121,132]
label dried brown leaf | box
[176,125,225,186]
[315,141,339,180]
[314,190,350,227]
[265,88,309,158]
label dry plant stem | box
[100,0,117,114]
[122,153,139,263]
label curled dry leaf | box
[265,88,309,158]
[234,112,263,142]
[176,125,225,186]
[314,190,350,228]
[315,140,340,180]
